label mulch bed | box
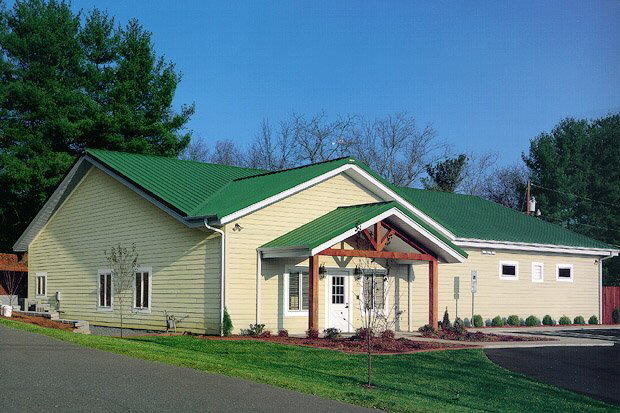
[424,329,553,342]
[200,334,473,354]
[3,313,75,331]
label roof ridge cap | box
[232,156,354,182]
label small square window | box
[556,264,573,282]
[499,261,519,280]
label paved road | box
[0,325,375,413]
[485,343,620,406]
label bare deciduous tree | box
[105,243,139,338]
[209,139,246,167]
[180,137,211,162]
[352,112,449,187]
[483,164,529,210]
[246,119,297,170]
[291,112,357,163]
[0,270,25,307]
[458,151,499,196]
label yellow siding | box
[225,173,383,333]
[28,167,221,334]
[409,249,599,328]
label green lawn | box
[0,318,616,413]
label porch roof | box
[259,201,467,263]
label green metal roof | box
[86,149,265,214]
[399,188,613,249]
[260,201,468,258]
[84,149,615,250]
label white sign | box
[471,270,478,293]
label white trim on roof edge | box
[218,163,456,240]
[259,207,465,264]
[455,238,619,257]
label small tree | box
[104,243,139,338]
[0,270,26,308]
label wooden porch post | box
[308,255,319,332]
[429,259,438,330]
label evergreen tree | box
[524,114,620,285]
[422,154,467,192]
[0,0,194,251]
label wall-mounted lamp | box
[233,223,244,232]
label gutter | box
[204,218,225,336]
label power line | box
[531,183,620,209]
[570,222,620,234]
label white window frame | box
[531,262,544,283]
[556,264,573,282]
[283,266,309,317]
[35,272,47,298]
[133,267,152,313]
[97,269,114,311]
[499,261,519,280]
[361,269,388,313]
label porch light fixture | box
[319,263,326,277]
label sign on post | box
[471,270,478,293]
[453,276,460,300]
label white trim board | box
[218,163,456,240]
[455,238,619,257]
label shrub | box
[542,314,554,326]
[259,330,272,338]
[323,327,341,339]
[418,324,435,336]
[613,306,620,324]
[277,329,288,337]
[506,315,520,326]
[222,307,233,336]
[491,315,504,327]
[380,329,395,339]
[241,323,265,336]
[452,318,465,335]
[559,315,571,325]
[355,327,373,340]
[442,307,451,330]
[473,314,483,327]
[588,315,598,325]
[306,329,319,339]
[525,315,541,326]
[573,315,585,325]
[463,317,471,327]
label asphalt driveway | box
[0,325,375,413]
[485,342,620,406]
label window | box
[331,276,345,304]
[362,271,386,310]
[499,261,519,280]
[531,262,544,283]
[287,270,309,312]
[556,264,573,282]
[134,269,151,311]
[98,270,113,310]
[35,272,47,297]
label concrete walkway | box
[397,326,618,349]
[0,325,376,413]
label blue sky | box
[72,1,619,165]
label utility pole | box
[526,180,531,215]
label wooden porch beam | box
[377,228,396,251]
[380,221,437,258]
[361,229,378,250]
[319,248,434,261]
[429,259,438,330]
[308,255,319,332]
[374,222,381,246]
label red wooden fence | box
[602,286,620,324]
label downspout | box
[599,253,617,323]
[204,218,225,336]
[256,249,262,325]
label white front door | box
[326,271,350,332]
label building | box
[14,149,619,334]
